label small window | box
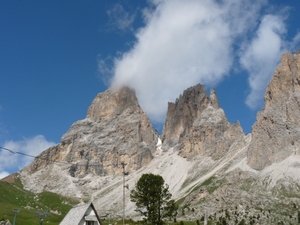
[86,221,95,225]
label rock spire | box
[247,52,300,170]
[161,84,210,148]
[162,84,244,160]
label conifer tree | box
[130,173,177,224]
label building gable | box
[60,202,102,225]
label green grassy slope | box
[0,175,78,225]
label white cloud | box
[240,14,287,109]
[107,0,265,123]
[0,171,9,179]
[0,135,56,176]
[100,0,300,123]
[107,3,135,32]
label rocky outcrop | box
[180,106,244,160]
[161,84,210,148]
[0,220,11,225]
[24,87,158,176]
[247,52,300,170]
[162,84,244,160]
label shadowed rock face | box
[162,84,244,160]
[247,52,300,170]
[25,87,159,176]
[161,84,210,148]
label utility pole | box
[204,210,207,225]
[11,209,20,225]
[36,210,49,225]
[121,162,129,225]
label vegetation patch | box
[0,178,79,225]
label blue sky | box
[1,0,300,178]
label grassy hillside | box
[0,174,78,225]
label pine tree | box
[130,173,177,224]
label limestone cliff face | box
[162,84,244,160]
[15,51,300,223]
[247,52,300,170]
[161,84,210,148]
[25,87,158,176]
[180,105,244,160]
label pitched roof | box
[59,202,102,225]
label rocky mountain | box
[161,84,244,160]
[247,52,300,170]
[161,84,210,148]
[11,51,300,224]
[25,87,158,177]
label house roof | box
[59,202,102,225]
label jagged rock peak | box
[247,51,300,170]
[162,84,210,147]
[23,86,158,177]
[87,86,142,122]
[210,88,220,109]
[161,83,244,158]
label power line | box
[1,146,16,154]
[0,146,107,167]
[1,146,45,159]
[0,146,69,164]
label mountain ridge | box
[3,51,300,224]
